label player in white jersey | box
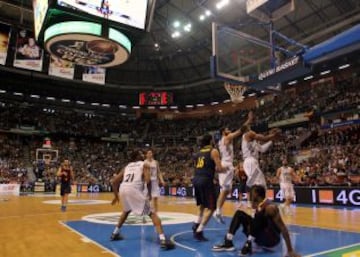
[241,125,281,189]
[145,149,165,213]
[110,150,174,250]
[276,158,298,215]
[214,111,253,223]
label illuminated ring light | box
[44,21,132,67]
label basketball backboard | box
[211,0,311,92]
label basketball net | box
[44,158,51,165]
[224,82,247,103]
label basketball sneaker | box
[192,223,199,234]
[194,231,209,241]
[110,232,123,241]
[212,238,235,252]
[239,240,252,256]
[213,212,225,224]
[160,239,175,250]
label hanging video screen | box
[57,0,148,30]
[33,0,49,40]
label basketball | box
[87,40,118,54]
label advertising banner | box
[13,29,43,71]
[82,66,106,84]
[49,55,75,79]
[0,23,11,65]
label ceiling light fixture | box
[338,64,350,70]
[171,31,181,38]
[184,23,192,32]
[173,21,180,28]
[216,0,229,9]
[304,75,313,81]
[320,70,331,75]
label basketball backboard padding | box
[247,0,295,22]
[251,60,311,90]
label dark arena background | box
[0,0,359,257]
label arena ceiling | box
[0,0,359,107]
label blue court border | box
[62,216,360,257]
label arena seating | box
[0,73,359,191]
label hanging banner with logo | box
[49,55,75,79]
[82,66,106,85]
[13,29,43,71]
[0,23,11,65]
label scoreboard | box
[139,92,174,106]
[32,0,157,67]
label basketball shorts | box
[120,185,152,216]
[151,180,160,198]
[218,161,234,191]
[234,210,280,248]
[193,177,216,210]
[60,183,71,196]
[280,183,295,199]
[243,157,266,189]
[239,180,248,194]
[253,226,281,248]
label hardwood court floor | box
[0,193,359,257]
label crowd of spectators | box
[0,72,359,191]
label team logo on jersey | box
[82,212,197,226]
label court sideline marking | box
[303,242,360,257]
[0,209,97,220]
[59,221,121,257]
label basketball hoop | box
[224,82,247,103]
[44,158,51,165]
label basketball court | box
[0,0,359,256]
[1,193,359,257]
